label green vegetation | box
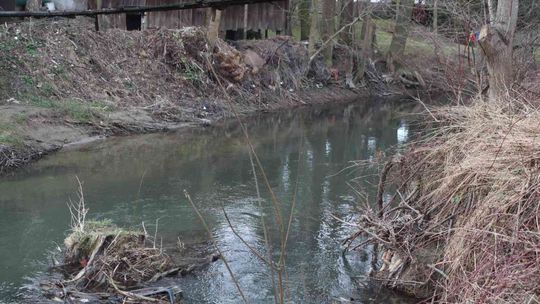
[0,133,21,145]
[0,124,22,146]
[13,113,29,125]
[180,58,204,83]
[287,17,455,58]
[39,82,55,95]
[28,97,114,123]
[20,75,34,86]
[372,18,455,57]
[25,42,42,56]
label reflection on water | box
[0,101,415,303]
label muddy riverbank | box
[0,84,365,175]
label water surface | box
[0,101,414,303]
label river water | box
[0,101,415,303]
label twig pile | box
[64,221,174,292]
[0,144,42,174]
[348,96,540,302]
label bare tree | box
[339,0,354,45]
[355,0,374,81]
[387,0,414,72]
[298,0,311,40]
[487,0,496,23]
[320,0,336,66]
[478,0,519,99]
[207,8,223,48]
[308,0,320,56]
[433,0,439,33]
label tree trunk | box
[308,0,319,56]
[284,0,293,36]
[356,7,375,82]
[487,0,496,23]
[207,8,222,49]
[320,0,335,67]
[387,0,414,73]
[478,0,519,100]
[298,0,311,40]
[394,0,400,22]
[341,0,356,87]
[433,0,438,33]
[26,0,41,11]
[339,0,354,45]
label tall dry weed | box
[348,96,540,303]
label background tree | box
[339,0,354,45]
[387,0,414,72]
[308,0,320,56]
[478,0,519,99]
[298,0,311,40]
[433,0,438,33]
[320,0,336,67]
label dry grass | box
[348,95,540,303]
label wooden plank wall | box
[88,0,287,32]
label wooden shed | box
[88,0,288,37]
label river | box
[0,101,415,303]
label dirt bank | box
[0,18,379,174]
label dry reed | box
[348,95,540,303]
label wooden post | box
[95,0,102,31]
[243,4,248,39]
[207,8,222,49]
